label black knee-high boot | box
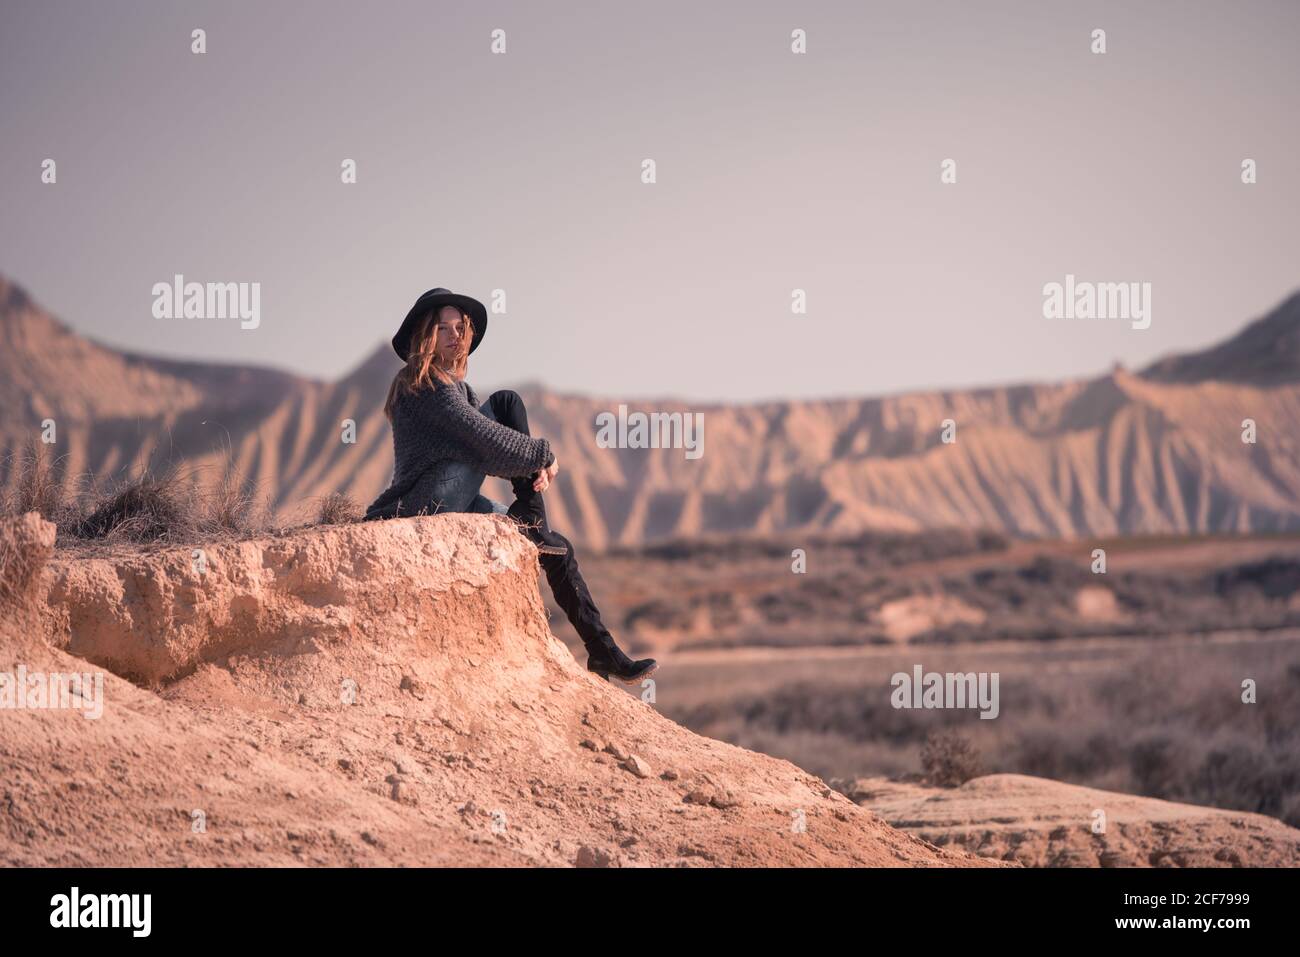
[535,528,658,685]
[486,391,656,683]
[510,479,656,682]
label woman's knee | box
[488,389,530,432]
[490,389,523,411]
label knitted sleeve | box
[421,381,553,478]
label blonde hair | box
[382,308,476,421]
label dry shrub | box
[921,729,982,787]
[316,492,361,526]
[59,444,274,545]
[5,438,65,519]
[73,464,194,543]
[1280,792,1300,831]
[198,465,262,535]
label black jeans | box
[484,390,618,657]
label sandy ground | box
[1,511,993,867]
[6,510,1295,867]
[843,773,1300,867]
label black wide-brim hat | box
[391,287,488,361]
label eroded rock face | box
[0,511,56,612]
[4,512,991,867]
[9,272,1300,549]
[36,514,551,685]
[843,773,1300,867]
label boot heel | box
[587,651,658,685]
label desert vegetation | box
[563,529,1300,650]
[0,438,360,553]
[662,638,1300,828]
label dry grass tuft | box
[0,441,282,550]
[3,430,362,547]
[315,492,362,526]
[5,438,65,520]
[920,730,983,788]
[194,462,266,536]
[72,464,194,543]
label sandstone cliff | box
[5,273,1300,547]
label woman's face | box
[432,305,469,363]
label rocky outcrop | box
[36,513,557,686]
[0,510,55,613]
[842,774,1300,867]
[3,512,992,867]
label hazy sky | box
[2,0,1297,402]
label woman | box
[364,286,657,684]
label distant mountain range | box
[3,273,1299,548]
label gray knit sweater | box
[363,377,552,520]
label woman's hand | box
[533,457,559,492]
